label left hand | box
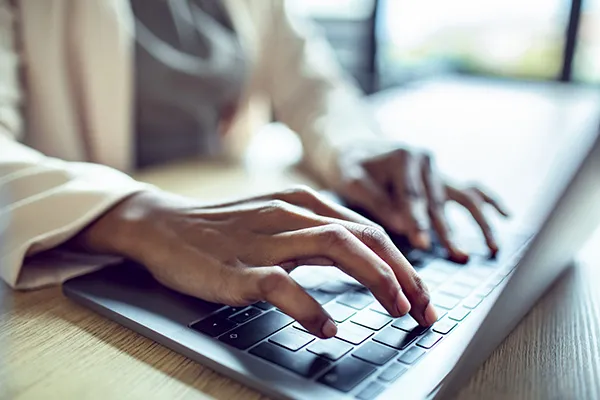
[330,143,509,262]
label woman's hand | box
[332,143,509,262]
[72,187,437,339]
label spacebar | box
[218,311,293,350]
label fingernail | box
[424,304,438,326]
[489,241,499,255]
[396,292,411,316]
[414,231,431,250]
[450,247,469,264]
[321,319,338,338]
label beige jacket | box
[0,0,377,289]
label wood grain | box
[2,78,600,400]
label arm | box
[0,1,150,289]
[0,2,436,330]
[261,1,507,259]
[264,0,380,185]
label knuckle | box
[258,267,289,298]
[394,147,410,157]
[264,199,291,215]
[285,185,319,202]
[345,175,363,190]
[393,148,411,163]
[320,224,352,248]
[358,225,388,248]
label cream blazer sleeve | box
[264,0,382,184]
[0,2,150,290]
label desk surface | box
[2,77,600,400]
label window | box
[301,0,598,88]
[377,0,571,85]
[573,0,600,83]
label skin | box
[331,144,509,261]
[71,146,507,340]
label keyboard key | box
[463,295,484,309]
[455,273,485,288]
[432,293,461,310]
[219,311,293,350]
[356,381,386,400]
[250,342,330,378]
[418,269,449,286]
[306,289,337,305]
[229,307,262,324]
[352,341,398,365]
[391,315,419,332]
[378,362,407,383]
[468,266,495,279]
[478,283,497,297]
[254,301,274,311]
[190,315,237,337]
[373,326,419,350]
[417,332,443,349]
[432,318,458,335]
[440,283,473,299]
[427,259,463,275]
[369,301,392,316]
[399,346,426,365]
[318,358,377,392]
[217,306,247,318]
[318,281,353,294]
[269,327,315,351]
[356,287,375,297]
[351,310,393,331]
[292,321,308,332]
[324,302,356,323]
[421,277,444,290]
[307,338,353,361]
[448,307,471,321]
[405,249,431,267]
[337,291,374,310]
[336,323,374,345]
[489,274,505,287]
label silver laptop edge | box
[63,121,600,400]
[429,120,600,399]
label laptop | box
[63,121,600,400]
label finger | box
[390,151,431,249]
[265,225,410,316]
[243,266,337,338]
[279,256,336,271]
[474,187,510,217]
[420,156,469,263]
[429,206,469,264]
[248,207,437,326]
[336,172,400,230]
[276,185,384,229]
[456,192,499,254]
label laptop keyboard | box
[189,235,531,399]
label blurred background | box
[299,0,600,94]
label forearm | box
[0,135,152,289]
[264,0,382,185]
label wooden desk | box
[2,77,600,400]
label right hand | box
[72,186,437,339]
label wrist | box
[69,190,162,259]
